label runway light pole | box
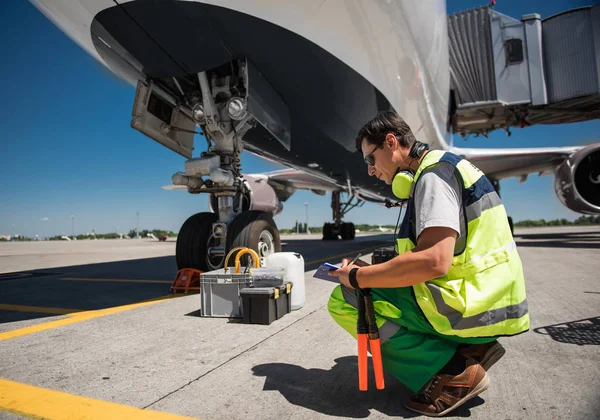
[71,215,75,240]
[136,211,139,239]
[304,203,310,234]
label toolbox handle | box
[224,247,248,273]
[234,249,261,273]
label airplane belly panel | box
[90,1,394,197]
[32,0,448,202]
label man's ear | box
[385,133,398,150]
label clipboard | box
[312,263,340,283]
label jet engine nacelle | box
[554,144,600,215]
[209,174,283,216]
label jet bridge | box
[448,5,600,137]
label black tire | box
[226,211,281,267]
[176,212,219,271]
[349,222,356,239]
[340,222,353,240]
[323,222,336,240]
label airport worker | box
[327,111,529,417]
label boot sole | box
[481,342,506,371]
[405,371,491,417]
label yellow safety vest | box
[396,150,529,338]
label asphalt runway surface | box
[0,226,599,419]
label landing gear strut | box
[322,191,363,240]
[139,59,288,271]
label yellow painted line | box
[305,244,383,266]
[0,295,177,342]
[61,277,172,284]
[0,304,84,315]
[0,377,198,420]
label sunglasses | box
[364,145,379,166]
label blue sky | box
[1,0,597,238]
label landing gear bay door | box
[131,81,195,159]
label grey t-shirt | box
[413,162,465,249]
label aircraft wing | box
[261,168,391,206]
[163,167,393,206]
[452,145,584,181]
[262,169,340,198]
[162,168,342,197]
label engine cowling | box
[554,144,600,215]
[209,174,283,216]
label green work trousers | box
[327,285,496,392]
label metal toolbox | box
[200,268,253,317]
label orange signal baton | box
[357,288,385,390]
[357,291,369,391]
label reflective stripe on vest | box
[396,151,529,338]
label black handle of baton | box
[356,289,368,390]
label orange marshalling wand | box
[357,288,385,390]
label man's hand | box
[327,257,364,289]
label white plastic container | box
[265,252,305,310]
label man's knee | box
[328,285,359,313]
[328,285,347,317]
[327,285,359,338]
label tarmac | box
[0,226,599,419]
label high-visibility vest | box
[396,150,529,338]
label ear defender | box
[409,141,430,159]
[392,170,414,199]
[391,141,430,199]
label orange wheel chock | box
[170,268,202,294]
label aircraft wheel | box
[322,223,337,240]
[340,222,355,240]
[176,212,222,271]
[227,211,281,267]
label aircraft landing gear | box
[176,212,222,271]
[322,191,362,240]
[164,59,285,271]
[176,210,280,271]
[226,211,281,267]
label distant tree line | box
[0,236,33,242]
[43,229,177,241]
[5,217,599,242]
[282,221,310,234]
[127,229,177,239]
[514,215,600,227]
[279,223,396,234]
[278,217,600,233]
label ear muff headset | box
[391,141,430,199]
[409,141,430,159]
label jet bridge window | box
[504,38,524,66]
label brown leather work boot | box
[404,358,490,417]
[459,340,505,371]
